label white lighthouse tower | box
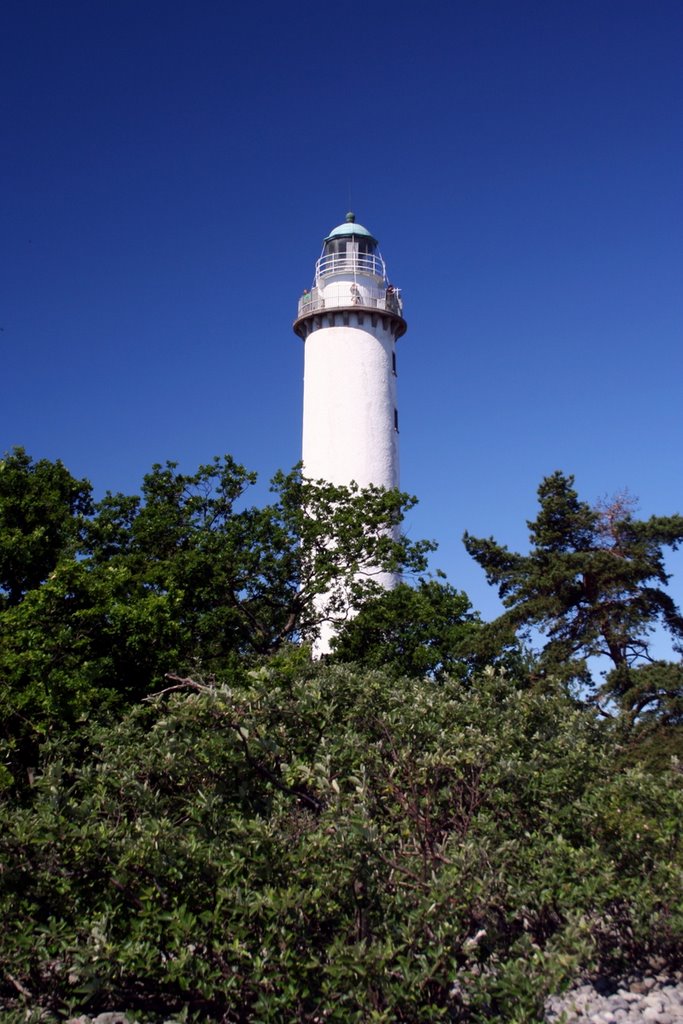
[294,212,407,651]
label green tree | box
[463,471,683,715]
[0,448,92,606]
[0,454,432,771]
[0,558,185,762]
[330,578,483,680]
[611,660,683,725]
[609,660,683,769]
[83,458,433,661]
[0,663,680,1022]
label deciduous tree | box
[0,448,91,606]
[330,578,483,681]
[1,663,680,1021]
[0,453,432,765]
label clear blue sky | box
[3,0,682,629]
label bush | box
[0,664,680,1022]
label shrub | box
[0,664,680,1022]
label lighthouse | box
[294,213,407,651]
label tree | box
[0,448,92,606]
[83,458,433,660]
[330,578,483,681]
[0,663,680,1021]
[463,471,683,714]
[609,660,683,726]
[0,557,186,759]
[0,453,432,769]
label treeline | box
[0,448,431,778]
[0,449,681,1022]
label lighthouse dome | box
[324,212,377,246]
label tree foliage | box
[330,578,484,681]
[87,458,432,660]
[1,450,682,1019]
[0,452,431,768]
[0,448,92,607]
[0,664,680,1023]
[464,471,683,718]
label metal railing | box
[297,284,403,319]
[315,251,386,280]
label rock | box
[617,989,641,1003]
[545,977,683,1024]
[92,1015,135,1024]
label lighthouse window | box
[325,239,347,256]
[392,351,397,375]
[394,408,399,432]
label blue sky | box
[3,0,682,634]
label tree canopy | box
[330,578,484,681]
[464,470,683,719]
[1,662,680,1022]
[0,450,432,767]
[0,452,682,1020]
[0,448,92,606]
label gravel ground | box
[545,974,683,1023]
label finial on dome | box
[345,211,356,223]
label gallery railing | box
[297,285,403,319]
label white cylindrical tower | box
[294,213,407,651]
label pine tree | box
[464,471,683,715]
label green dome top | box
[324,212,377,244]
